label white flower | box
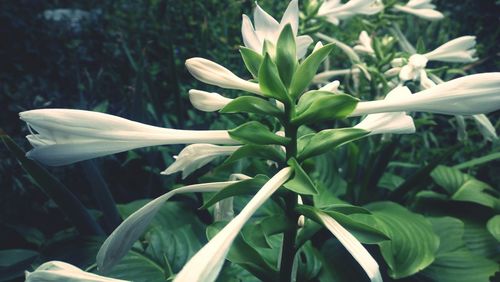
[161,144,240,178]
[20,109,239,166]
[393,0,444,21]
[316,212,382,282]
[353,31,375,55]
[97,180,239,272]
[318,0,384,25]
[188,89,233,112]
[314,68,361,83]
[185,58,262,95]
[423,36,477,63]
[355,87,416,135]
[351,73,500,116]
[398,54,428,81]
[319,80,341,92]
[472,114,498,142]
[174,167,293,282]
[25,261,128,282]
[241,0,313,58]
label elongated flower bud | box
[351,73,500,116]
[318,0,384,25]
[393,0,444,21]
[20,109,239,166]
[174,167,293,282]
[185,58,262,95]
[424,36,477,63]
[161,144,240,178]
[188,90,233,112]
[26,261,128,282]
[353,31,375,55]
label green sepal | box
[289,43,335,99]
[283,158,318,195]
[223,144,285,165]
[258,53,290,103]
[229,121,291,145]
[292,91,359,125]
[240,47,263,78]
[201,175,270,209]
[221,96,283,118]
[298,128,369,160]
[275,24,297,88]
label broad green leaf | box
[431,165,472,194]
[283,158,318,195]
[292,91,359,125]
[207,222,278,281]
[106,250,168,282]
[428,217,465,254]
[486,215,500,241]
[201,175,270,209]
[223,144,285,165]
[240,47,263,78]
[258,53,290,102]
[378,173,404,191]
[221,96,283,118]
[275,24,297,87]
[289,43,335,99]
[258,214,295,236]
[229,121,290,145]
[462,219,500,260]
[242,222,272,249]
[295,242,323,281]
[298,128,369,160]
[363,202,439,279]
[217,263,259,282]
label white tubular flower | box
[241,0,312,58]
[20,109,239,166]
[25,261,128,282]
[319,80,341,92]
[318,0,384,25]
[314,68,361,83]
[423,36,477,63]
[174,167,293,282]
[161,144,240,178]
[185,58,262,95]
[393,0,444,21]
[97,181,238,272]
[472,114,498,142]
[188,89,233,112]
[312,41,324,53]
[353,31,375,55]
[350,73,500,116]
[354,87,415,135]
[399,54,428,81]
[316,212,382,282]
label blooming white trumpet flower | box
[97,180,239,272]
[393,0,444,21]
[161,144,240,178]
[185,58,262,95]
[20,109,239,166]
[316,212,383,282]
[423,36,477,63]
[355,87,416,135]
[25,261,128,282]
[241,0,313,58]
[353,31,375,55]
[318,0,384,25]
[188,90,233,112]
[351,73,500,116]
[174,167,293,282]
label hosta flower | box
[351,73,500,116]
[20,109,238,166]
[174,167,293,282]
[318,0,384,25]
[316,212,382,282]
[314,68,361,83]
[188,89,233,112]
[398,53,428,81]
[242,0,312,58]
[473,114,498,142]
[393,0,444,21]
[185,58,262,94]
[319,80,341,92]
[353,31,375,55]
[355,87,416,135]
[161,144,240,178]
[25,261,127,282]
[423,36,477,63]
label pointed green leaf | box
[289,43,335,99]
[487,215,500,242]
[221,96,283,118]
[258,53,290,102]
[240,47,263,78]
[284,158,318,195]
[229,121,290,145]
[292,91,359,125]
[223,144,285,165]
[298,128,369,160]
[275,24,297,87]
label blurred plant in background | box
[1,0,499,281]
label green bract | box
[275,24,297,88]
[229,121,290,145]
[221,96,283,118]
